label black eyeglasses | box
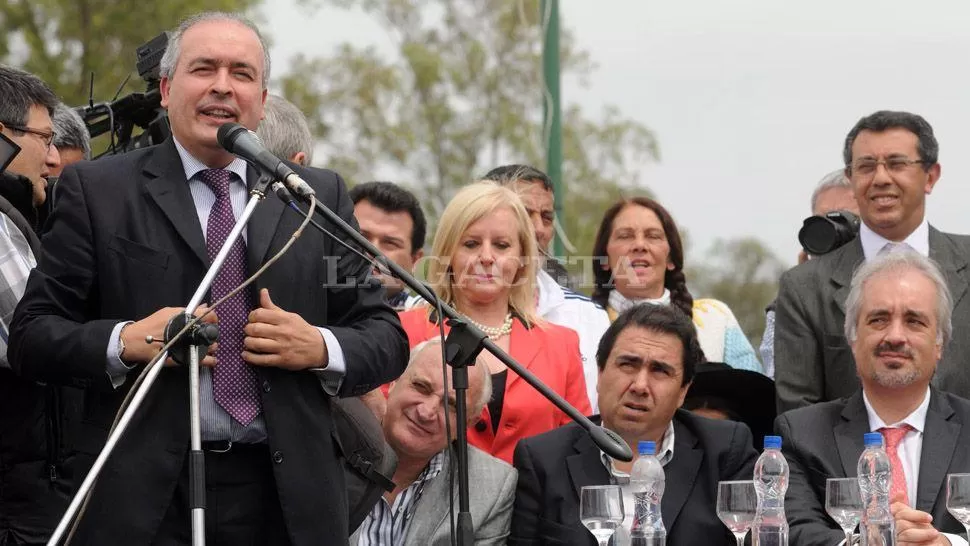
[1,123,55,149]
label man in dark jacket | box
[0,64,78,546]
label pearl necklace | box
[464,313,514,340]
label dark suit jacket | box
[774,228,970,412]
[7,139,409,546]
[508,411,758,546]
[776,388,968,545]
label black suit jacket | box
[776,388,968,545]
[774,228,970,412]
[7,139,409,545]
[509,411,758,546]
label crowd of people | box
[2,8,969,546]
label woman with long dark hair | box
[590,197,762,372]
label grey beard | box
[871,368,921,389]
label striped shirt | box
[0,211,36,369]
[357,451,445,546]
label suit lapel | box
[831,239,865,314]
[245,168,285,268]
[916,389,960,513]
[506,318,542,391]
[929,226,969,310]
[568,432,612,498]
[142,140,208,266]
[834,392,869,477]
[404,451,454,546]
[661,419,702,529]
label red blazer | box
[398,308,592,464]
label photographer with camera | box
[759,170,860,377]
[773,110,970,412]
[796,169,860,264]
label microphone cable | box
[63,194,316,544]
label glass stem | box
[845,530,853,545]
[735,533,746,546]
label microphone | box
[216,122,316,199]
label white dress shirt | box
[601,421,676,546]
[859,217,930,261]
[862,388,967,546]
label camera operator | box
[759,170,860,377]
[774,110,970,412]
[0,64,79,546]
[797,169,860,264]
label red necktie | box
[879,425,914,503]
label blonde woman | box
[398,182,591,464]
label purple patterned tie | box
[199,169,262,425]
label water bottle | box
[752,435,789,546]
[630,440,666,546]
[858,433,895,546]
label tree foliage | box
[281,0,660,230]
[0,0,260,108]
[688,237,786,349]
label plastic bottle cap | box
[638,440,657,456]
[863,432,885,447]
[763,435,782,449]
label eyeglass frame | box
[845,156,930,179]
[0,121,56,149]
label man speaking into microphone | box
[9,11,407,546]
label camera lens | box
[798,216,839,255]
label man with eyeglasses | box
[774,110,970,412]
[0,67,60,217]
[0,64,78,546]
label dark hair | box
[590,197,693,318]
[682,395,743,421]
[482,164,553,192]
[596,303,703,386]
[349,181,427,253]
[0,65,58,127]
[843,110,938,168]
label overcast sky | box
[265,0,970,267]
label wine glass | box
[946,473,970,541]
[826,477,863,545]
[580,485,625,546]
[717,480,757,546]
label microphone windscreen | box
[216,122,246,152]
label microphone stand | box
[48,175,277,546]
[283,189,633,546]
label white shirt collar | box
[859,217,930,261]
[600,419,676,480]
[862,387,931,434]
[172,136,250,184]
[607,288,671,315]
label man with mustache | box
[777,250,970,545]
[509,304,758,545]
[774,110,970,412]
